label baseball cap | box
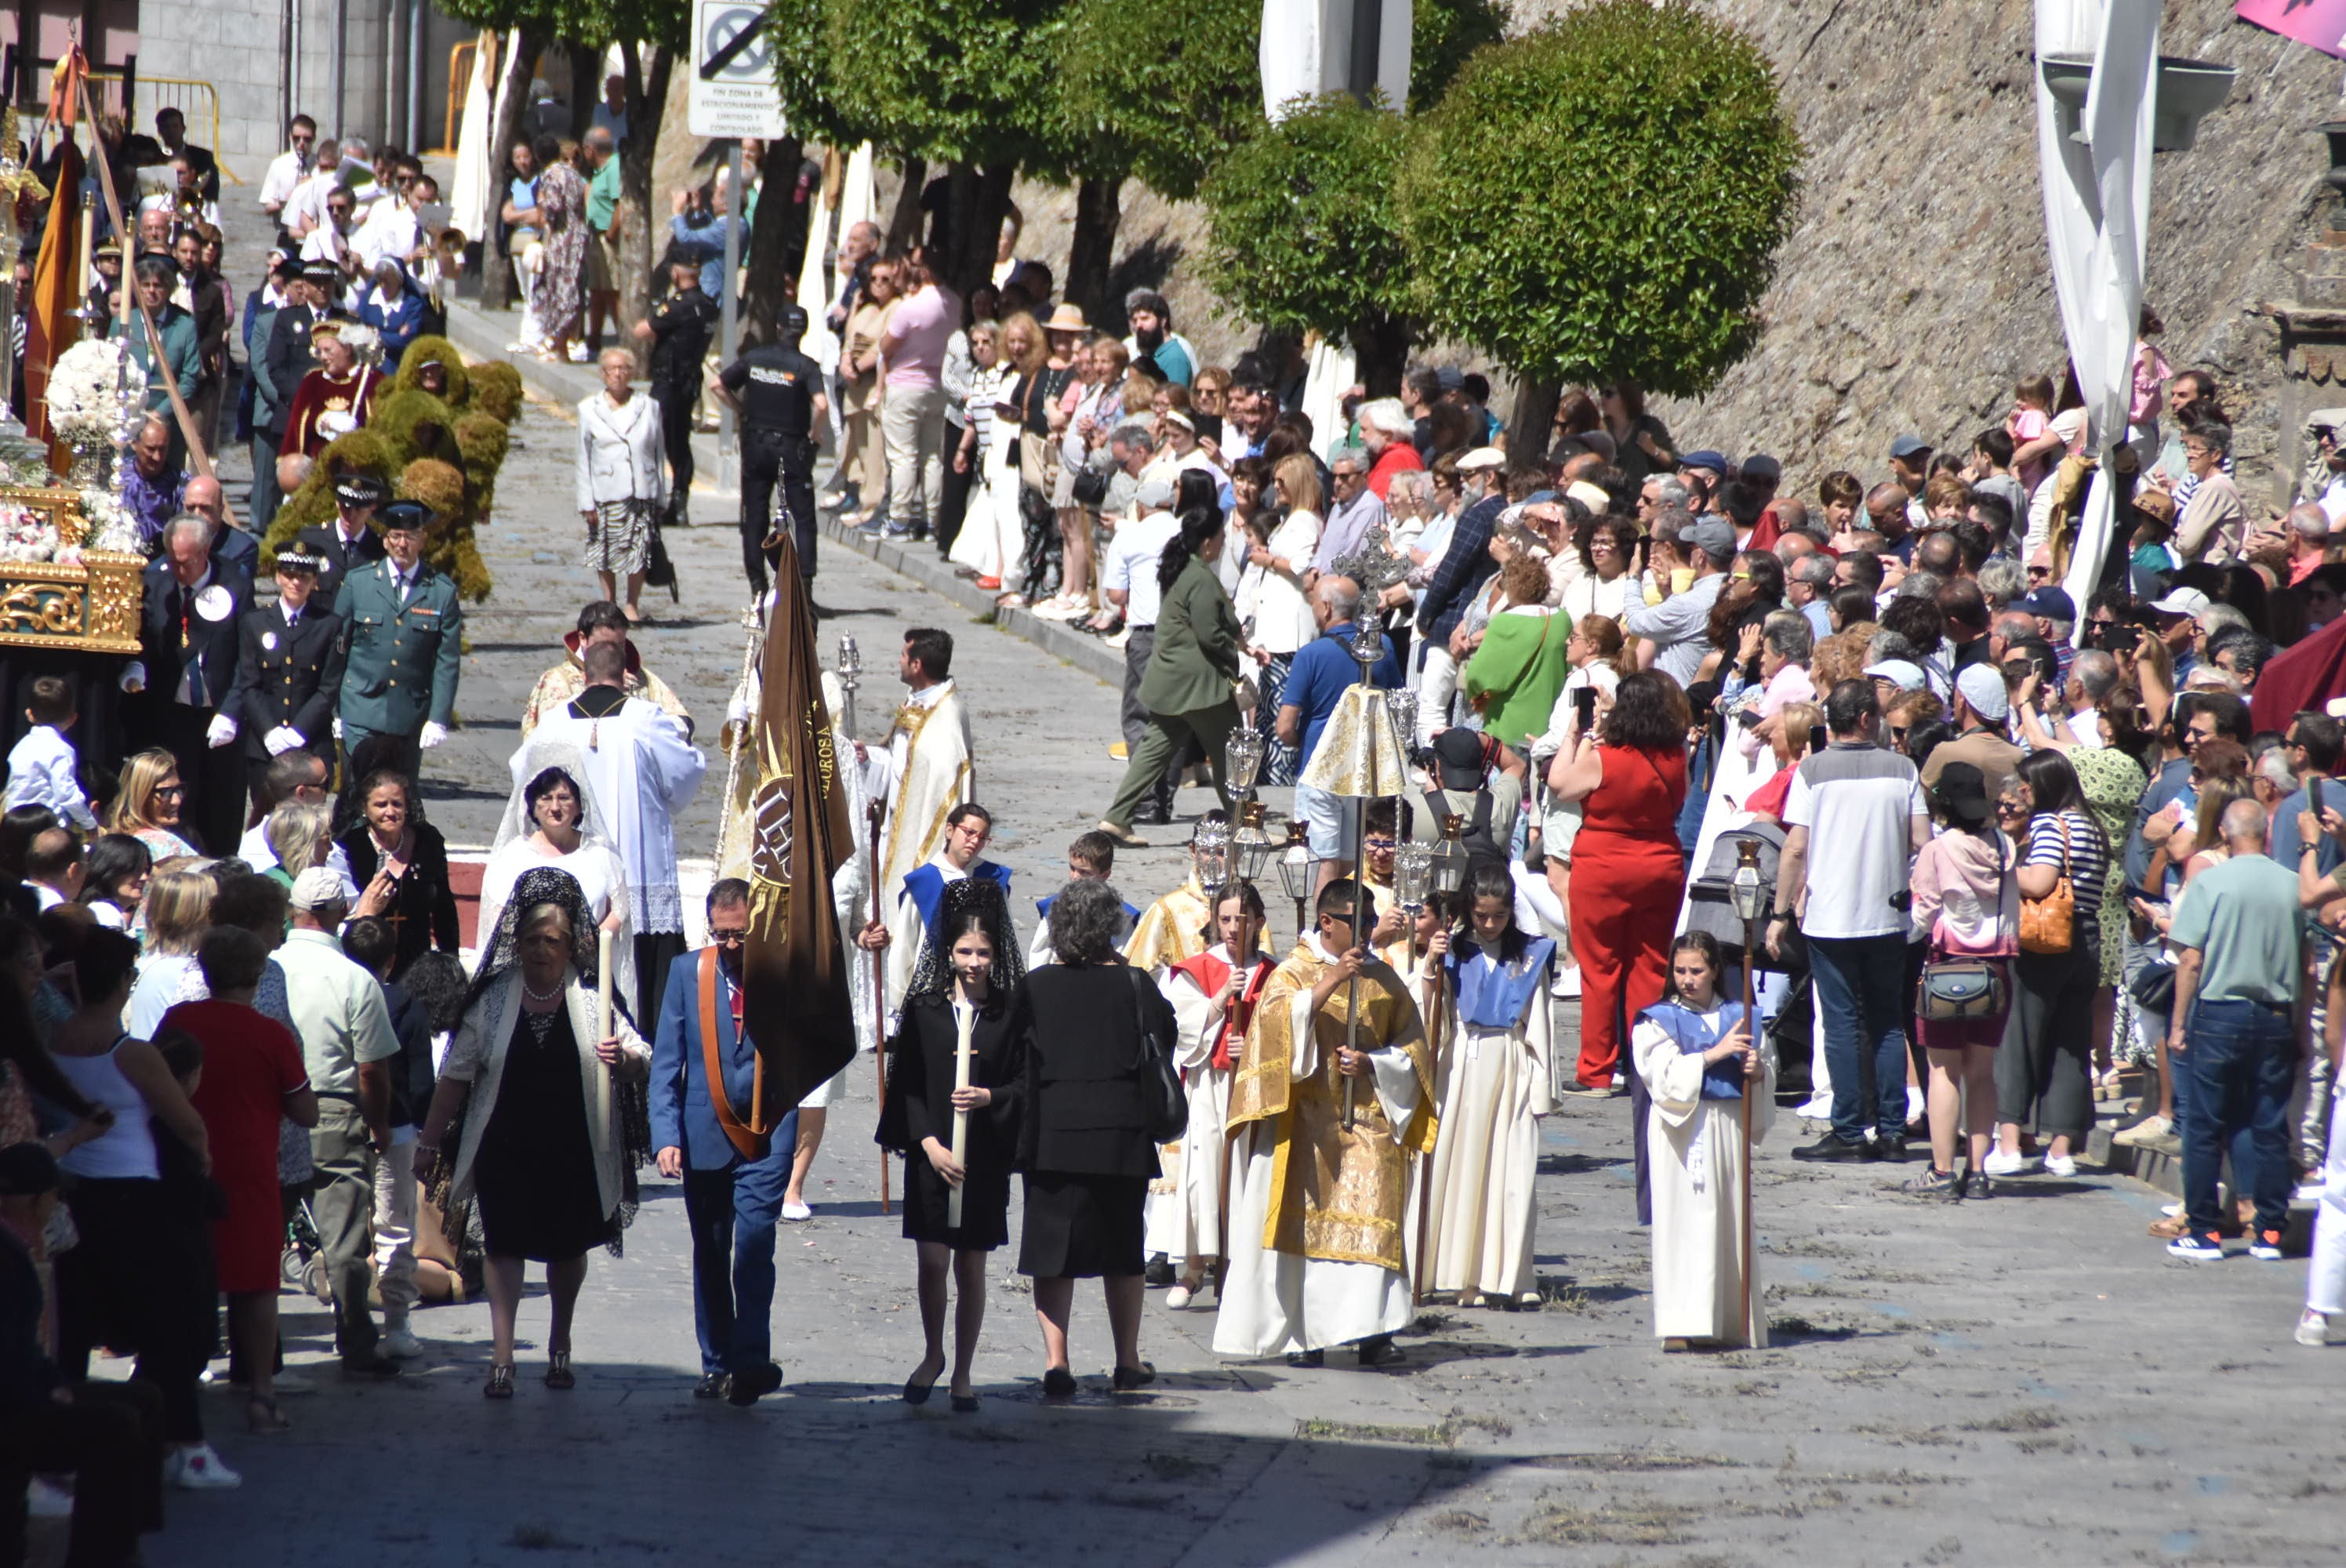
[1435,366,1464,394]
[1889,434,1932,460]
[2150,586,2213,621]
[0,1142,68,1196]
[1135,474,1178,512]
[2015,586,2077,622]
[289,866,349,912]
[1432,728,1487,790]
[1863,659,1927,692]
[1954,663,2010,722]
[1741,454,1781,482]
[1931,761,1994,826]
[1457,446,1506,473]
[1687,517,1737,564]
[1679,450,1729,476]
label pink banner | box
[2237,0,2346,60]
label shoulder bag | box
[2017,815,2076,956]
[1124,967,1189,1144]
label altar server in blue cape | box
[890,803,1011,1024]
[1631,931,1774,1350]
[1422,862,1555,1307]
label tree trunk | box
[936,162,1014,299]
[567,43,601,139]
[479,27,547,314]
[739,134,805,347]
[614,40,674,375]
[1508,372,1560,458]
[884,156,926,251]
[1062,174,1121,327]
[1352,313,1412,398]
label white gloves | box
[725,691,750,728]
[119,662,146,694]
[263,726,306,756]
[205,713,238,748]
[331,717,344,740]
[419,720,449,750]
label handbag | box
[1918,956,2008,1022]
[2017,815,2076,956]
[1124,967,1188,1145]
[2126,959,2177,1013]
[1072,463,1109,508]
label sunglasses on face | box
[708,927,749,946]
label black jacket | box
[339,821,461,978]
[1014,964,1170,1180]
[223,604,345,761]
[138,561,252,713]
[261,302,320,433]
[293,521,387,601]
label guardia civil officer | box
[332,498,462,801]
[710,305,826,599]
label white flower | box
[47,338,146,443]
[340,322,382,356]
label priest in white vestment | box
[876,630,977,1011]
[1215,880,1433,1367]
[510,640,706,1025]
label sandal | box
[544,1352,576,1391]
[484,1363,515,1399]
[245,1396,292,1433]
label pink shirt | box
[882,284,956,390]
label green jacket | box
[1462,608,1572,751]
[333,557,464,734]
[111,304,202,411]
[1138,556,1244,717]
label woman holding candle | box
[414,868,652,1398]
[881,880,1026,1412]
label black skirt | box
[902,1153,1011,1251]
[1016,1171,1147,1279]
[473,1006,616,1261]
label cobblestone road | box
[121,367,2343,1568]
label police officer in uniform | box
[298,470,391,597]
[220,546,348,815]
[331,499,463,811]
[711,306,827,599]
[636,253,718,526]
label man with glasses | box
[651,879,800,1404]
[1313,446,1387,574]
[260,114,318,220]
[283,137,345,241]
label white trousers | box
[373,1125,419,1324]
[2308,1077,2346,1317]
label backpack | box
[1683,818,1788,967]
[1421,787,1509,880]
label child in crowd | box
[5,676,100,829]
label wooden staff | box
[1214,896,1256,1276]
[947,996,975,1230]
[1412,942,1445,1302]
[1737,907,1759,1348]
[869,796,889,1216]
[595,927,616,1137]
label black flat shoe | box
[693,1373,731,1400]
[1041,1367,1077,1398]
[1790,1134,1870,1163]
[950,1393,980,1414]
[903,1357,944,1405]
[1111,1362,1157,1392]
[1355,1337,1406,1368]
[728,1362,783,1406]
[1285,1348,1325,1368]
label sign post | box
[691,0,789,492]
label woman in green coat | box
[1462,553,1573,753]
[1099,511,1244,845]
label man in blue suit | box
[651,878,798,1406]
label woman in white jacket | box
[577,349,666,622]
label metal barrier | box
[437,41,478,157]
[89,72,240,185]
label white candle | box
[595,929,616,1131]
[947,998,975,1231]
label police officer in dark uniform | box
[637,253,718,526]
[711,305,828,599]
[220,546,347,815]
[296,471,391,597]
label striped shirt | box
[2024,809,2108,923]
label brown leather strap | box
[699,946,762,1161]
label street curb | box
[444,296,1121,691]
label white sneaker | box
[565,342,590,364]
[2043,1153,2079,1178]
[782,1200,813,1222]
[1795,1095,1834,1122]
[1983,1147,2029,1178]
[1102,630,1131,651]
[171,1443,242,1490]
[2296,1311,2332,1348]
[382,1325,423,1359]
[1164,1284,1193,1309]
[2111,1114,2173,1148]
[26,1475,72,1517]
[2162,1201,2184,1218]
[1549,964,1582,999]
[2297,1180,2330,1203]
[1905,1085,1927,1123]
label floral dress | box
[2070,745,2148,989]
[534,160,589,343]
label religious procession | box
[5,0,2346,1563]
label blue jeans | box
[2180,1000,2297,1236]
[1809,932,1912,1145]
[681,1112,798,1376]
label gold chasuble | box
[1125,876,1211,973]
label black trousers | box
[652,383,697,517]
[0,1380,165,1568]
[935,424,974,556]
[740,430,818,596]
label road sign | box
[689,0,787,139]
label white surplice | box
[1422,947,1555,1305]
[1214,935,1422,1358]
[1632,1011,1777,1346]
[513,695,706,935]
[1142,946,1265,1267]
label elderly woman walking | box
[415,868,652,1397]
[576,348,665,622]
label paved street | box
[117,375,2340,1568]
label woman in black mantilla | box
[881,877,1026,1413]
[414,867,652,1399]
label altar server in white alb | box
[510,640,706,1026]
[1422,862,1555,1308]
[1632,931,1774,1350]
[1149,881,1274,1310]
[877,626,976,1012]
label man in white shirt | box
[300,186,362,286]
[351,182,423,272]
[1769,678,1929,1163]
[260,115,317,217]
[282,139,346,239]
[1101,475,1185,822]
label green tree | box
[1197,93,1416,393]
[1396,0,1800,442]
